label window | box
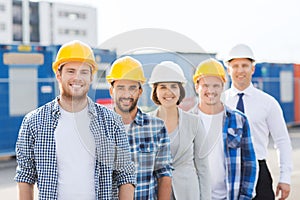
[92,63,111,89]
[0,23,5,31]
[58,11,86,20]
[13,3,22,23]
[0,4,5,12]
[9,67,37,116]
[58,28,86,36]
[13,24,22,41]
[280,71,293,102]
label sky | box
[50,0,300,63]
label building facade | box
[0,0,97,46]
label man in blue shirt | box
[15,40,135,200]
[190,58,257,200]
[107,56,173,200]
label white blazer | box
[149,108,211,200]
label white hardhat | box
[225,44,255,62]
[148,61,187,86]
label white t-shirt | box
[199,110,227,200]
[124,123,131,132]
[55,106,96,200]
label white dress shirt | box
[223,83,293,184]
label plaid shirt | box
[128,108,173,200]
[190,105,257,200]
[15,97,136,200]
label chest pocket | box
[139,143,156,152]
[137,143,157,170]
[227,128,242,148]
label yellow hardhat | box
[52,40,98,74]
[106,56,146,84]
[193,58,226,83]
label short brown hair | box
[151,82,185,105]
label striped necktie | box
[236,93,245,113]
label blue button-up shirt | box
[190,105,257,200]
[15,97,136,200]
[128,108,173,200]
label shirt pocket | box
[137,143,157,170]
[227,128,242,148]
[139,143,156,152]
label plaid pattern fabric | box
[15,97,135,200]
[190,105,257,200]
[128,108,173,200]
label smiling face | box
[156,82,180,109]
[227,58,255,91]
[56,61,93,101]
[110,79,142,114]
[195,76,224,107]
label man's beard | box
[116,97,138,113]
[61,91,87,102]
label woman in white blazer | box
[148,61,211,200]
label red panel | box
[294,64,300,122]
[96,98,114,109]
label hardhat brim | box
[106,77,146,85]
[52,58,98,74]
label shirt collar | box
[52,96,97,118]
[230,83,255,97]
[133,108,147,126]
[51,97,61,118]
